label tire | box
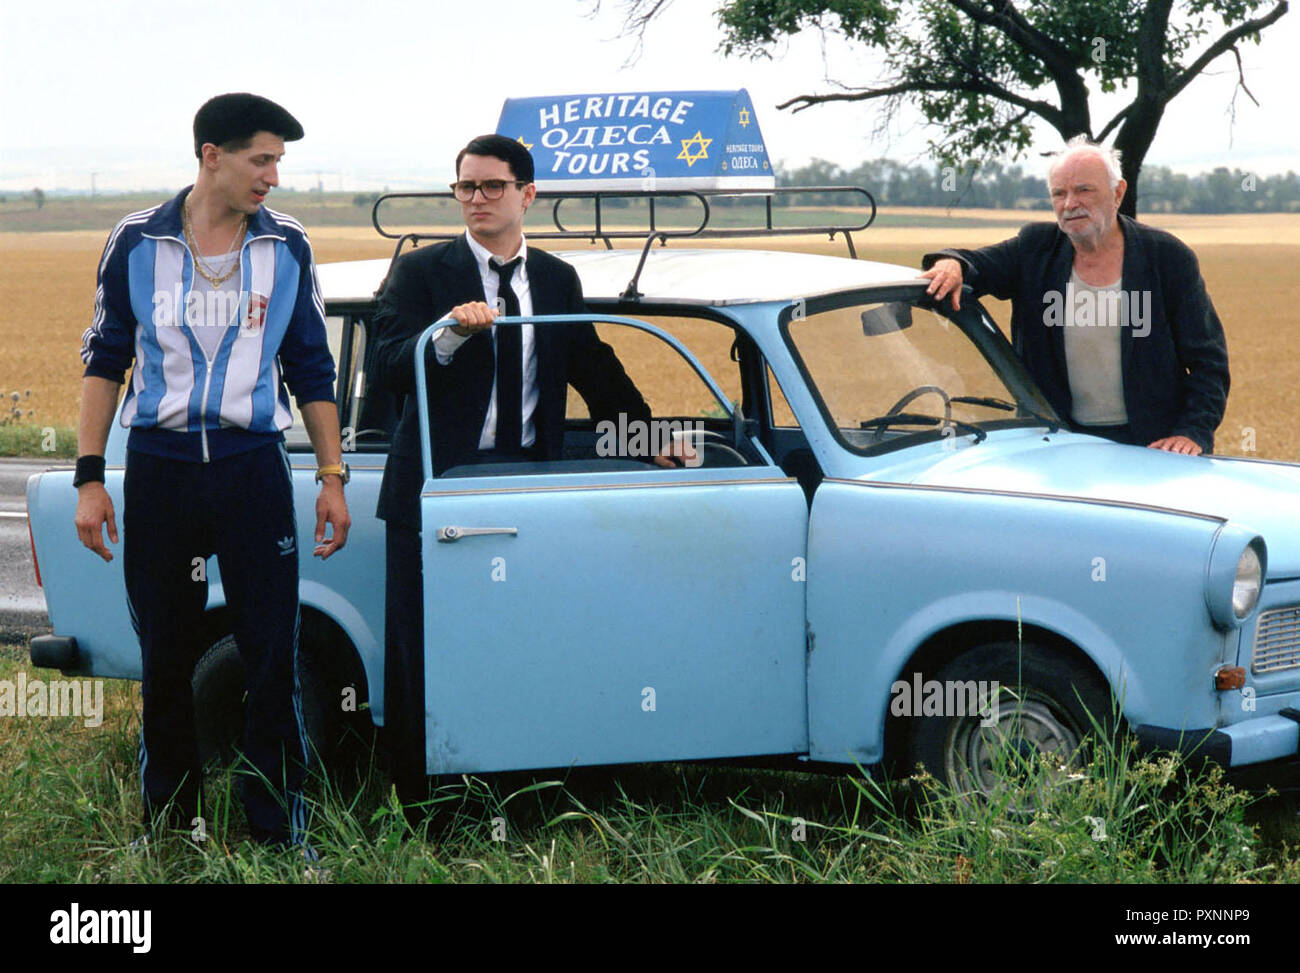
[903,641,1116,807]
[192,635,245,770]
[191,634,369,783]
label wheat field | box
[2,211,1298,460]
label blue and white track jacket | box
[81,186,336,462]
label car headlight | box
[1205,527,1266,629]
[1232,544,1263,619]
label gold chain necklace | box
[183,201,246,287]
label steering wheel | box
[871,385,952,444]
[674,429,749,468]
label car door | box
[416,315,810,774]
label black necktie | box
[491,258,523,452]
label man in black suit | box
[369,134,660,823]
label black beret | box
[193,93,304,158]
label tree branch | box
[776,78,1064,129]
[943,0,1078,76]
[602,0,677,66]
[1167,0,1288,100]
[1095,104,1133,142]
[1137,0,1175,93]
[1230,44,1262,107]
[944,0,1092,134]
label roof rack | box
[371,185,876,300]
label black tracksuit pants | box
[383,521,429,820]
[123,443,307,845]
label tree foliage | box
[618,0,1289,215]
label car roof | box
[315,247,925,307]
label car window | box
[552,317,767,470]
[767,363,799,429]
[567,317,737,420]
[785,295,1040,453]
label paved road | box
[0,457,62,639]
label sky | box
[2,0,1297,193]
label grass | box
[3,645,1298,884]
[0,424,76,459]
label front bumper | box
[1135,709,1300,766]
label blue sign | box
[496,90,774,192]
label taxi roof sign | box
[496,90,775,192]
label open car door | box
[414,314,810,774]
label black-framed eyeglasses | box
[450,179,529,202]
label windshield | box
[783,290,1057,454]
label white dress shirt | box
[431,231,539,450]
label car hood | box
[867,431,1300,578]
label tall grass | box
[1,650,1296,883]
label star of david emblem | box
[676,131,712,167]
[516,135,534,151]
[738,108,751,128]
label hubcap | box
[945,690,1086,808]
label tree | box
[615,0,1288,216]
[32,187,45,210]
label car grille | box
[1252,606,1300,674]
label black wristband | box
[73,455,106,488]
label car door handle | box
[436,526,519,542]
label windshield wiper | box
[950,396,1061,433]
[859,413,987,444]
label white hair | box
[1048,135,1123,189]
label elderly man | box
[920,136,1229,455]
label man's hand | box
[448,301,499,337]
[652,432,701,469]
[313,479,350,558]
[73,376,122,562]
[74,482,118,562]
[299,399,350,558]
[1148,435,1203,456]
[921,258,964,310]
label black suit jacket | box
[370,234,651,527]
[922,215,1229,453]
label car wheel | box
[191,634,358,781]
[193,635,245,770]
[903,641,1115,807]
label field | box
[3,206,1299,461]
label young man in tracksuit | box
[74,93,351,848]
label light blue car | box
[26,193,1300,797]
